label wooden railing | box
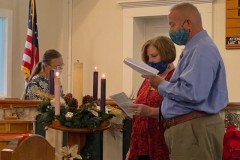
[0,99,40,109]
[225,102,240,111]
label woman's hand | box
[125,149,130,160]
[142,75,164,89]
[129,103,159,118]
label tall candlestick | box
[93,67,98,100]
[100,74,106,112]
[54,71,61,115]
[49,70,54,94]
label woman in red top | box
[126,36,176,160]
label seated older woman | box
[23,49,64,100]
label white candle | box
[73,62,83,105]
[54,71,61,115]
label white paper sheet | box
[123,57,159,76]
[110,92,134,118]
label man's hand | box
[143,75,164,89]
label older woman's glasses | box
[49,65,64,70]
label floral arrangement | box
[59,144,82,160]
[36,94,115,129]
[223,125,240,160]
[223,110,240,160]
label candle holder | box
[52,118,61,127]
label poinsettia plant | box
[223,125,240,160]
[59,144,82,160]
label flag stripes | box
[21,0,39,81]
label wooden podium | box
[0,99,40,120]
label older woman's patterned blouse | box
[25,74,63,100]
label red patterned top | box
[127,69,175,160]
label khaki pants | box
[164,113,224,160]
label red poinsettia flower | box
[223,125,240,160]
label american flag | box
[21,0,39,82]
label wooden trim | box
[48,120,110,133]
[225,102,240,110]
[0,120,35,123]
[117,0,215,8]
[0,120,34,134]
[0,100,41,109]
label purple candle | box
[100,74,106,112]
[49,69,54,94]
[93,67,98,100]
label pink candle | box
[54,71,61,115]
[100,74,106,112]
[93,67,98,100]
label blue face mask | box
[169,21,189,45]
[147,61,168,74]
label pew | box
[0,134,54,160]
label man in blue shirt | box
[129,2,228,160]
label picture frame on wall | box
[225,0,240,49]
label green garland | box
[36,100,114,129]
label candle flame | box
[55,71,60,77]
[102,74,106,78]
[94,66,98,71]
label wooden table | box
[48,120,111,151]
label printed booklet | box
[110,92,134,118]
[123,57,158,76]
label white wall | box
[72,0,123,98]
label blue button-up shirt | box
[158,30,228,119]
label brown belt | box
[163,111,209,129]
